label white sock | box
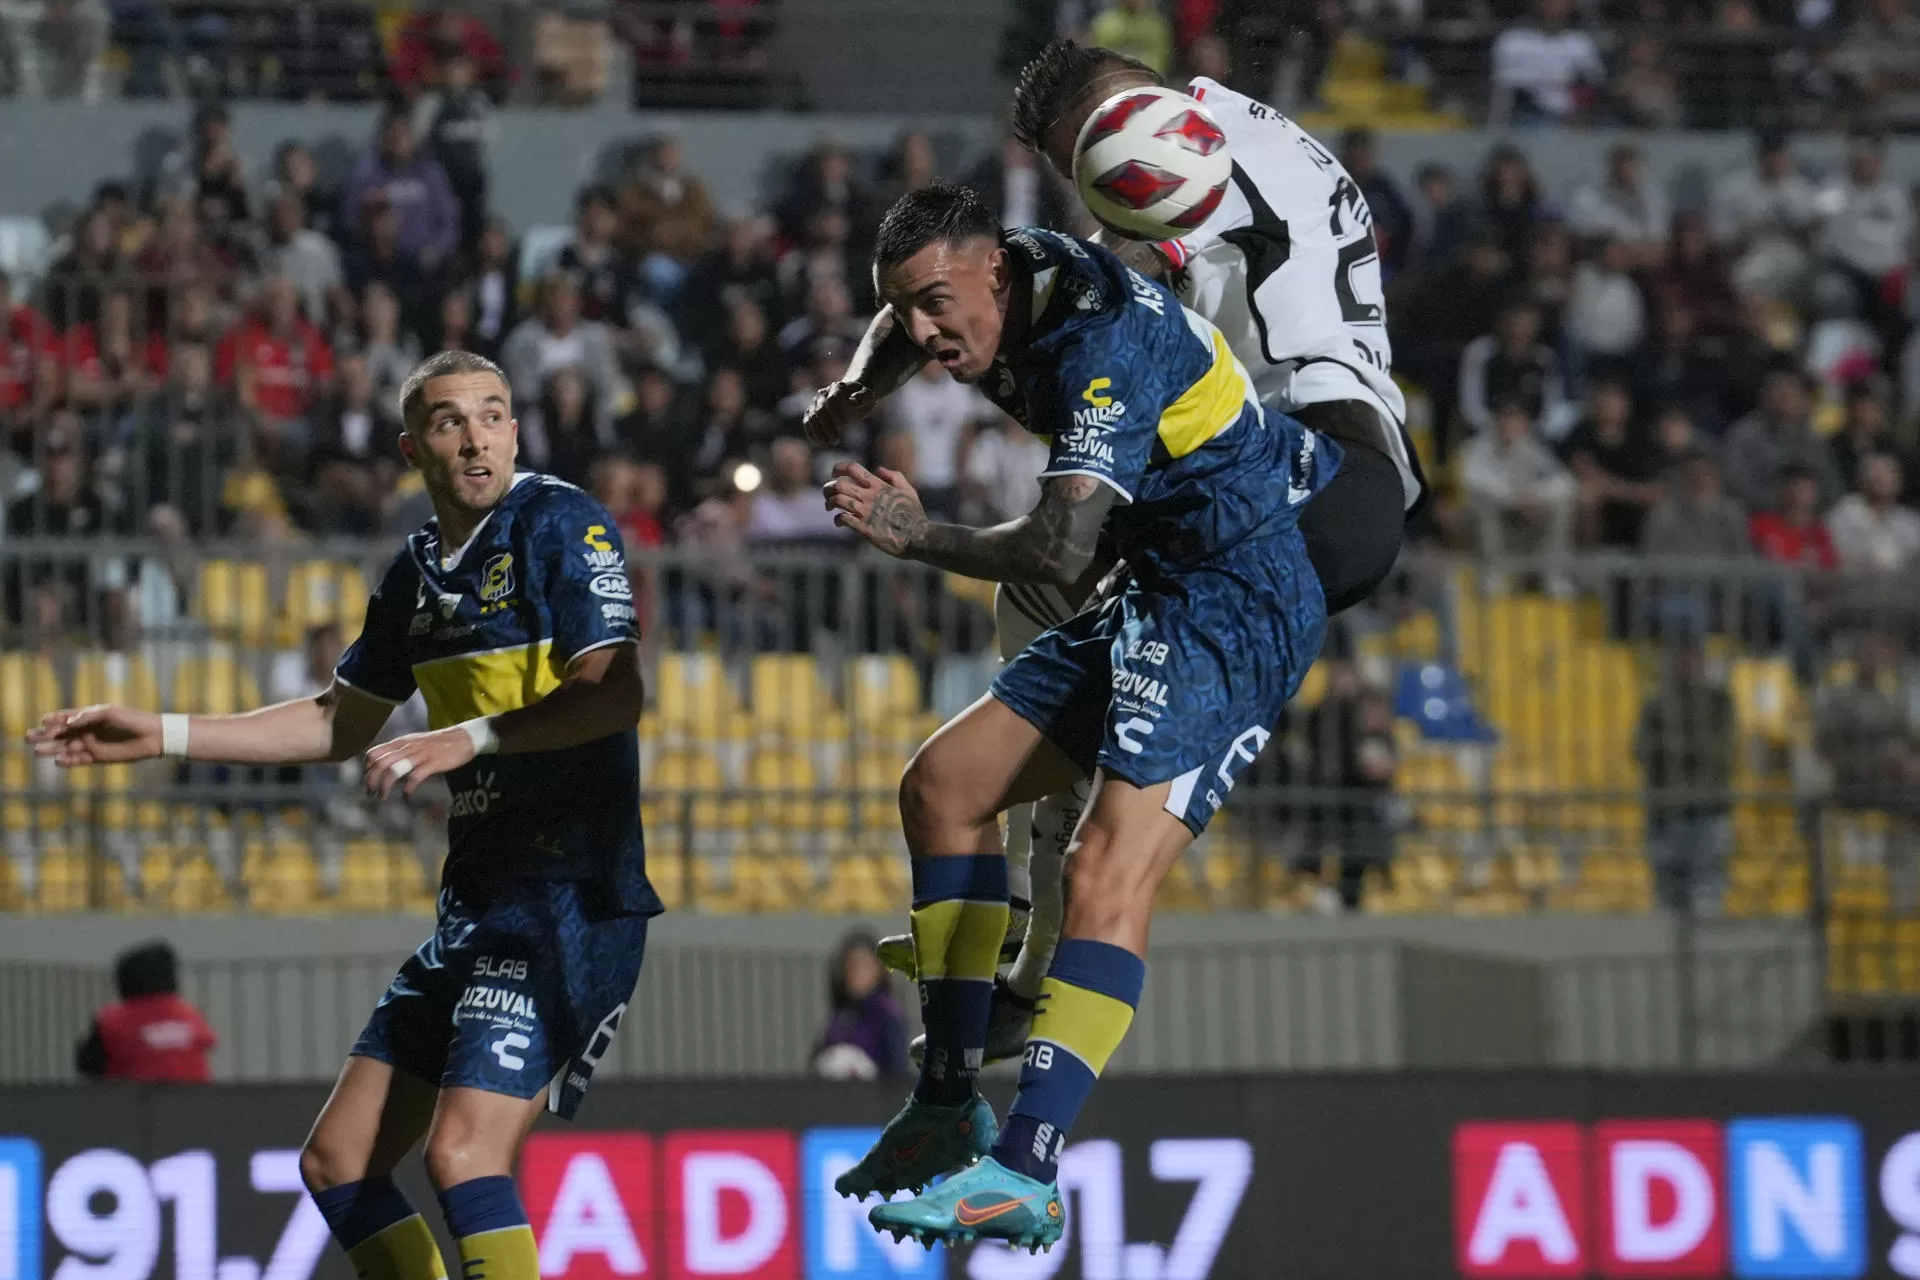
[1007,781,1087,1001]
[1004,802,1034,912]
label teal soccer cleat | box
[869,1155,1064,1252]
[833,1094,998,1201]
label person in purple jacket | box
[814,931,909,1080]
[341,109,460,269]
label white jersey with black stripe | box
[1157,77,1422,511]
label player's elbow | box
[1039,544,1097,588]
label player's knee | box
[899,741,971,838]
[423,1103,521,1190]
[1062,825,1147,933]
[299,1130,363,1194]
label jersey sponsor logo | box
[1043,229,1090,259]
[583,524,613,553]
[1007,229,1049,261]
[475,955,529,981]
[491,1032,531,1070]
[1114,716,1156,753]
[409,611,432,636]
[1112,670,1171,708]
[1082,377,1114,407]
[478,552,515,605]
[461,985,539,1020]
[590,572,631,601]
[1127,269,1166,315]
[1125,640,1171,666]
[601,601,635,624]
[1060,425,1118,467]
[448,769,503,818]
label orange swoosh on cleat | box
[892,1132,934,1163]
[954,1195,1035,1227]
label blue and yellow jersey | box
[336,472,659,916]
[982,227,1342,578]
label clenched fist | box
[802,380,874,448]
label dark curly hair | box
[871,181,1001,272]
[1010,38,1162,153]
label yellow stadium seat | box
[33,848,95,912]
[655,653,742,736]
[845,750,909,833]
[170,647,262,715]
[749,654,834,737]
[284,562,371,643]
[72,651,161,712]
[0,856,21,911]
[0,653,60,738]
[821,855,894,914]
[244,842,325,914]
[645,750,736,831]
[139,847,231,912]
[649,850,685,911]
[847,655,921,729]
[747,748,840,829]
[337,841,426,912]
[1731,658,1802,748]
[198,560,273,646]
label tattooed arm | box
[824,462,1115,586]
[801,306,929,446]
[1092,228,1170,282]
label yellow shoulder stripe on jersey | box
[412,639,566,728]
[1157,327,1253,459]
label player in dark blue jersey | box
[27,350,657,1280]
[820,184,1337,1250]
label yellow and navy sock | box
[310,1177,448,1280]
[910,853,1009,1106]
[992,938,1146,1182]
[436,1176,538,1280]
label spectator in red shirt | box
[217,274,334,437]
[63,288,168,412]
[75,941,216,1084]
[390,9,511,101]
[1750,463,1839,570]
[0,273,59,445]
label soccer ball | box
[1072,85,1232,242]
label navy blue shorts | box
[352,880,648,1121]
[991,528,1326,834]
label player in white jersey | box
[804,40,1424,1060]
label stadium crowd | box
[6,40,1920,618]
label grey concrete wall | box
[0,912,1820,1082]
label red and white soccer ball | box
[1072,85,1232,242]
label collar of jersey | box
[435,471,536,571]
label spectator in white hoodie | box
[1461,397,1577,560]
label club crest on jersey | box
[478,552,515,606]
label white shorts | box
[994,583,1080,661]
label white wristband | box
[160,713,190,759]
[457,716,500,755]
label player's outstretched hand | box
[363,727,478,801]
[802,380,873,447]
[26,705,162,766]
[824,461,926,557]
